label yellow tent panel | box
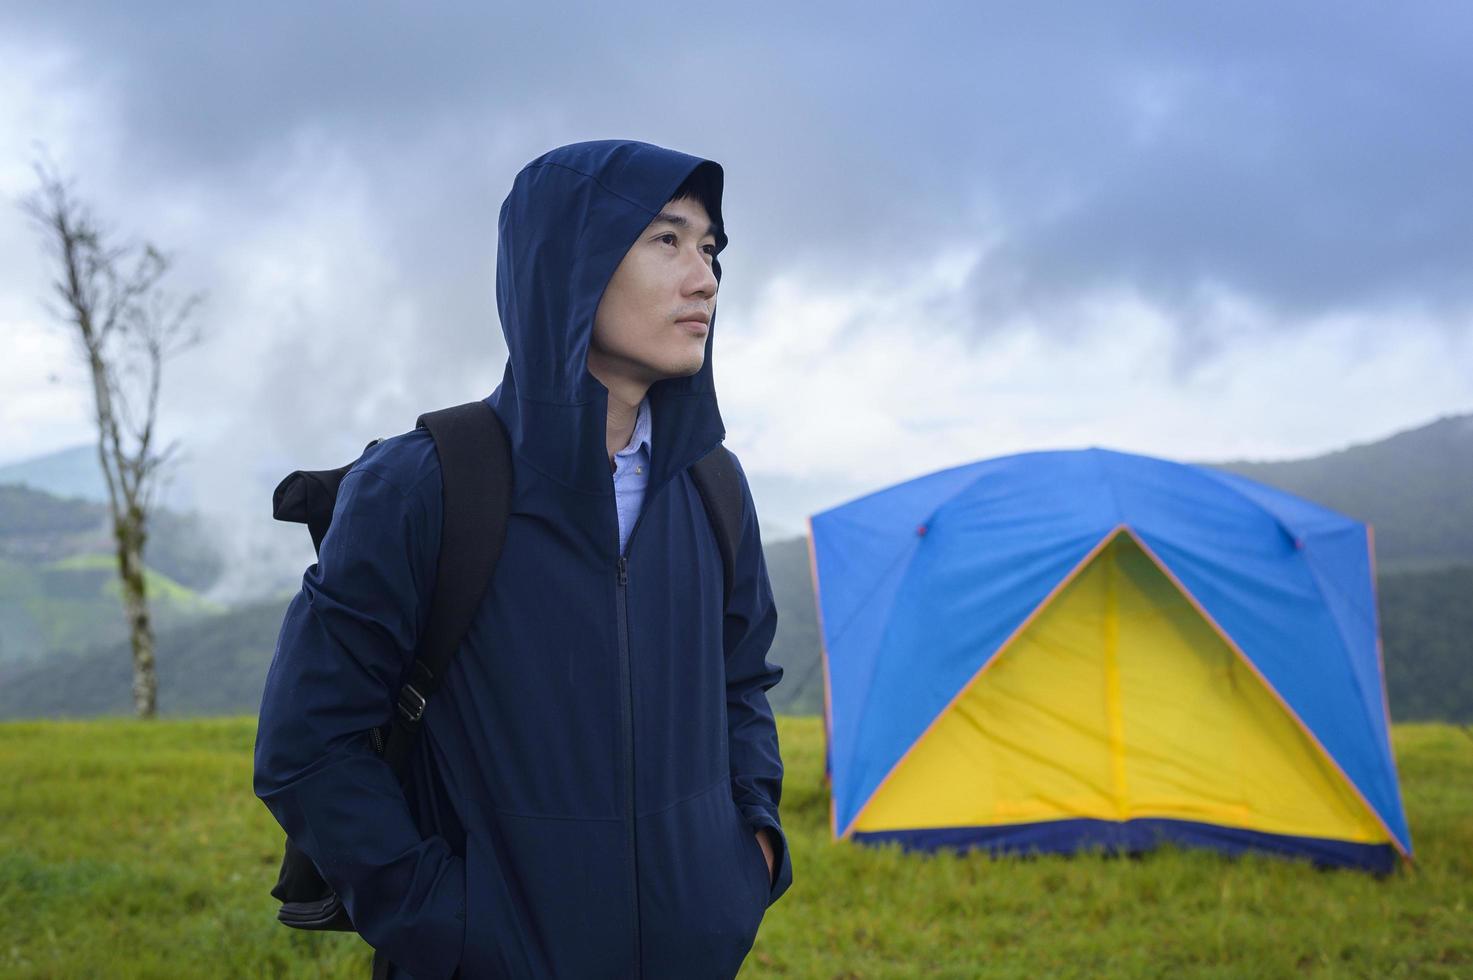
[853,531,1387,844]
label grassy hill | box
[0,716,1468,977]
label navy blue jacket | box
[253,140,791,979]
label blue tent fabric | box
[811,448,1411,859]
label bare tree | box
[21,159,204,719]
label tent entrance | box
[852,531,1386,845]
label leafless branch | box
[19,153,209,719]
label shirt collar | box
[614,396,652,459]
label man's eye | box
[659,233,678,246]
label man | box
[253,139,792,980]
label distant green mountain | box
[0,546,1466,724]
[0,557,1465,724]
[0,445,109,504]
[0,596,287,719]
[0,443,195,511]
[0,536,827,722]
[2,412,1470,723]
[1377,564,1473,723]
[0,483,223,592]
[0,481,227,668]
[0,553,223,669]
[765,537,823,715]
[1212,413,1473,568]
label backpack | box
[266,399,748,936]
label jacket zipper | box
[615,463,688,977]
[615,551,642,978]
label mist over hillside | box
[1,410,1470,722]
[8,411,1472,605]
[0,485,227,670]
[0,446,313,604]
[1,544,1467,725]
[0,484,223,591]
[0,597,287,719]
[0,445,194,512]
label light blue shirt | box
[612,396,652,555]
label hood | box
[488,139,729,498]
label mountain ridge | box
[2,409,1470,721]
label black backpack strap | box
[689,445,746,608]
[380,400,511,775]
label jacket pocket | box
[637,781,768,979]
[461,803,544,979]
[734,805,773,912]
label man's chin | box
[657,356,706,380]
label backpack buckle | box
[396,685,427,723]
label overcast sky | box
[3,2,1471,574]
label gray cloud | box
[4,1,1472,594]
[13,2,1469,319]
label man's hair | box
[667,164,721,235]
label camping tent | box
[807,448,1410,872]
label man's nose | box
[683,251,718,298]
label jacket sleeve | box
[253,459,465,980]
[723,453,793,905]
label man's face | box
[589,195,719,389]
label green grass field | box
[1,717,1469,978]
